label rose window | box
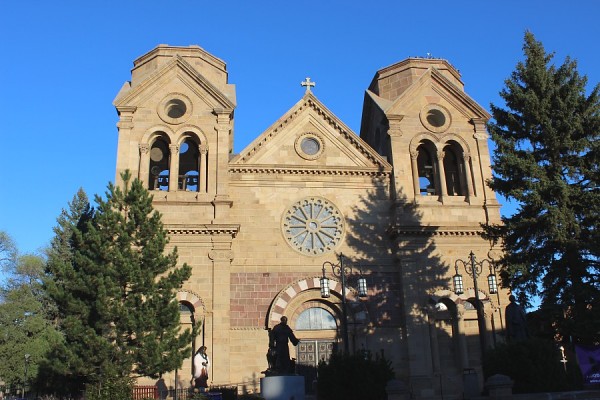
[282,197,344,255]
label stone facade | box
[113,45,509,398]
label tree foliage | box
[0,230,17,273]
[0,240,61,394]
[44,172,192,392]
[485,32,600,343]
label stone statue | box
[266,316,299,375]
[505,295,529,341]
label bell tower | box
[113,45,236,222]
[360,57,501,228]
[360,58,506,395]
[113,45,240,384]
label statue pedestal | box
[260,375,305,400]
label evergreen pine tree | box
[485,32,600,343]
[45,173,192,390]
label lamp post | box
[23,353,30,399]
[453,251,497,353]
[320,253,368,354]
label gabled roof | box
[368,66,490,121]
[230,92,391,175]
[113,55,235,111]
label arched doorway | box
[292,302,339,394]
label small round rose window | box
[282,197,344,255]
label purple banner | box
[575,344,600,385]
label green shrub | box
[85,375,134,400]
[483,338,581,393]
[317,351,394,400]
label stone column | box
[436,150,448,200]
[209,238,234,385]
[139,144,150,187]
[169,144,180,192]
[199,144,208,193]
[410,150,420,197]
[463,153,475,200]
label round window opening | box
[426,109,446,128]
[295,133,325,160]
[420,104,451,133]
[301,137,320,155]
[166,99,187,119]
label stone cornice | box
[389,225,483,238]
[229,165,390,177]
[166,224,240,237]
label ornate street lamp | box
[321,253,368,353]
[453,251,497,353]
[453,251,497,296]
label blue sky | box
[1,0,599,257]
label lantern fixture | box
[321,253,370,353]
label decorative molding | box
[389,225,483,238]
[208,249,234,261]
[229,165,390,177]
[166,224,240,237]
[231,327,264,331]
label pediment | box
[378,68,490,121]
[230,93,391,175]
[113,55,235,112]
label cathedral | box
[113,45,509,398]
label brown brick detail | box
[230,272,316,328]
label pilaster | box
[115,106,137,184]
[209,235,234,385]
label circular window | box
[166,99,187,119]
[426,109,446,127]
[420,104,451,133]
[301,137,320,155]
[158,93,192,124]
[295,133,324,160]
[282,197,344,255]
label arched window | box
[149,135,170,191]
[295,307,337,331]
[178,137,200,191]
[443,141,467,196]
[417,142,437,195]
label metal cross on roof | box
[301,77,315,94]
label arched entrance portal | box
[267,278,370,393]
